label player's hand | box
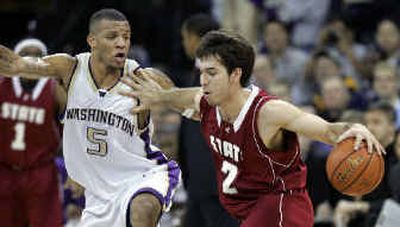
[0,45,24,76]
[64,177,85,199]
[337,123,385,155]
[119,68,165,113]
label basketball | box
[326,137,385,196]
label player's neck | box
[218,88,250,124]
[20,78,38,92]
[90,55,121,90]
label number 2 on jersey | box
[87,127,108,156]
[221,160,238,194]
[11,122,26,151]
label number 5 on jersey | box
[222,160,238,194]
[87,127,108,156]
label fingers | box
[337,130,351,143]
[353,134,363,151]
[121,77,142,91]
[130,106,147,114]
[118,90,138,99]
[374,141,386,156]
[366,136,373,154]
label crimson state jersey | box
[200,85,307,220]
[0,77,60,168]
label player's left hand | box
[0,45,24,76]
[337,123,385,155]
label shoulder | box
[44,53,76,64]
[126,58,140,70]
[258,99,303,126]
[43,53,78,87]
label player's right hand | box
[0,45,24,76]
[119,68,165,113]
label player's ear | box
[87,33,96,49]
[230,68,242,84]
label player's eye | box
[105,35,117,39]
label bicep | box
[54,82,67,116]
[43,54,77,86]
[261,100,331,143]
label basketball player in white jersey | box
[0,8,181,227]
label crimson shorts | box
[241,189,314,227]
[0,162,62,227]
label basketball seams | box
[365,155,384,194]
[328,140,359,189]
[341,152,374,195]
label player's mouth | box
[203,91,211,99]
[114,53,126,64]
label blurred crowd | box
[2,0,400,226]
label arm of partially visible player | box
[258,99,385,155]
[55,82,67,116]
[0,45,76,84]
[120,68,203,118]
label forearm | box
[19,59,58,79]
[160,87,201,112]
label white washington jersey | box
[63,53,179,204]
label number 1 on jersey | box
[11,122,26,151]
[221,160,238,194]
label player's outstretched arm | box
[120,68,202,116]
[258,99,385,155]
[0,45,76,83]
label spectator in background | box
[0,38,65,227]
[263,20,309,105]
[375,20,400,65]
[251,54,275,90]
[266,79,291,102]
[370,62,400,129]
[365,19,400,79]
[302,51,351,106]
[303,50,368,109]
[318,18,368,87]
[317,76,351,121]
[179,14,239,227]
[316,76,367,120]
[213,0,260,45]
[334,101,398,227]
[389,131,400,203]
[262,0,330,50]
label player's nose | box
[115,36,126,48]
[200,73,208,86]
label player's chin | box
[206,97,218,106]
[110,61,125,69]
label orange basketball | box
[326,137,385,196]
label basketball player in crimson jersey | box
[120,31,385,227]
[0,38,65,227]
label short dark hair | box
[182,14,220,37]
[89,8,128,33]
[196,30,255,87]
[367,101,396,123]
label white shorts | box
[78,161,181,227]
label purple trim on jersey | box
[126,187,164,227]
[125,161,181,227]
[165,160,180,207]
[139,129,168,164]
